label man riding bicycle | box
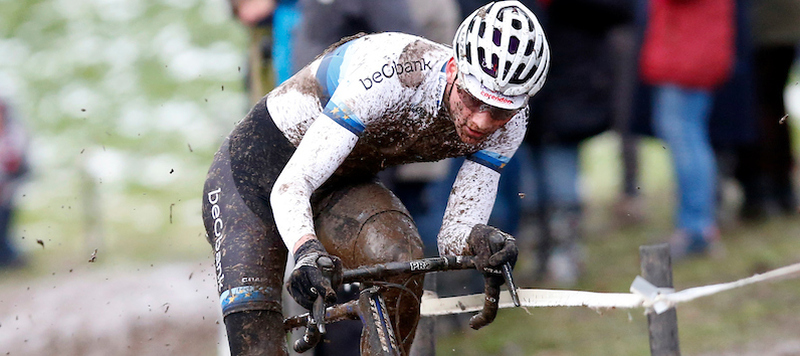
[202,1,550,354]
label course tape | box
[420,262,800,316]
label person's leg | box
[314,180,425,356]
[609,25,644,223]
[203,98,297,355]
[754,45,797,214]
[272,3,302,85]
[203,141,290,355]
[541,144,583,286]
[541,144,581,207]
[0,202,19,267]
[652,85,717,252]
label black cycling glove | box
[288,239,343,310]
[467,224,518,278]
[466,224,518,329]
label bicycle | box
[284,255,521,355]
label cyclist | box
[202,1,550,354]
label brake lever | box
[293,295,324,353]
[314,255,336,334]
[501,262,521,307]
[312,293,326,334]
[294,256,336,353]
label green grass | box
[435,136,800,356]
[437,216,800,356]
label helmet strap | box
[443,71,459,120]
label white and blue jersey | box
[266,32,528,256]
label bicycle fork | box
[358,286,401,356]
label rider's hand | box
[467,224,518,277]
[288,238,343,310]
[466,224,518,329]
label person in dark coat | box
[522,0,634,285]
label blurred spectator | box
[291,0,421,72]
[706,0,757,225]
[734,0,800,220]
[609,16,645,226]
[522,0,635,285]
[229,0,300,101]
[0,97,29,269]
[638,0,735,257]
[408,0,461,45]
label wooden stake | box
[640,243,681,356]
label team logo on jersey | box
[207,187,226,293]
[359,58,433,90]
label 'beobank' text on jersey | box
[266,33,528,256]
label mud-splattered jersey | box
[266,32,528,256]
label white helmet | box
[453,1,550,108]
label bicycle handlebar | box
[342,255,476,283]
[288,255,520,352]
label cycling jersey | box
[266,32,528,256]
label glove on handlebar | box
[467,224,518,277]
[466,224,517,329]
[288,239,343,310]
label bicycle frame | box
[285,255,520,355]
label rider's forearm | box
[270,174,317,257]
[437,160,500,256]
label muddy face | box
[446,78,515,146]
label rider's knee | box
[314,182,424,266]
[354,210,424,264]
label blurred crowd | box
[0,96,29,270]
[225,0,798,352]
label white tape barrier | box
[420,262,800,316]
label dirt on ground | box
[0,261,223,356]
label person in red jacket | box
[638,0,735,257]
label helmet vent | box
[524,39,534,56]
[509,36,520,54]
[492,28,502,46]
[518,63,537,83]
[478,47,499,77]
[478,22,486,37]
[511,64,525,82]
[512,19,522,30]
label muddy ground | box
[0,262,223,356]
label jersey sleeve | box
[437,107,528,256]
[270,116,358,255]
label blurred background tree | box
[0,0,251,269]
